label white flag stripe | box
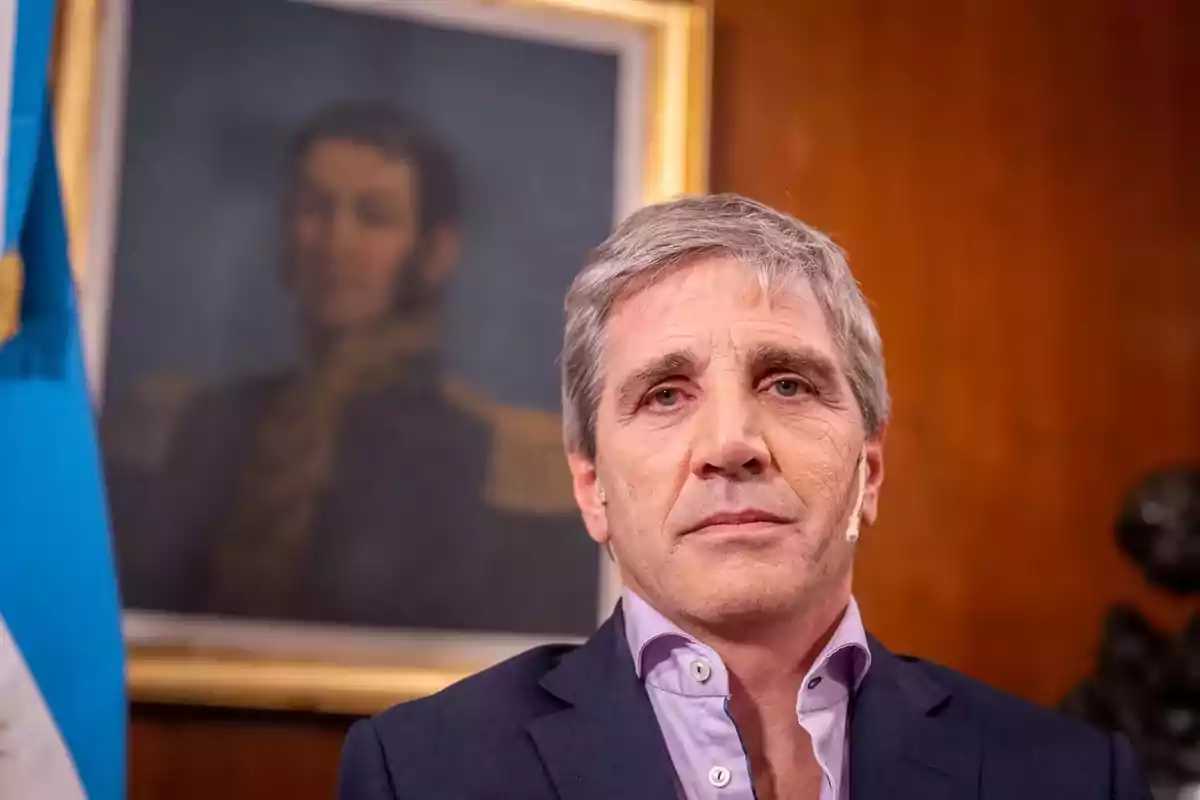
[0,614,87,800]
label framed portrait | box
[63,0,709,714]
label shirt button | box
[806,676,822,690]
[689,659,712,683]
[708,765,732,788]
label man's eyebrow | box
[746,344,841,389]
[614,350,700,409]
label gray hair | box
[561,193,889,460]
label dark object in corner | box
[1116,467,1200,595]
[1064,466,1200,791]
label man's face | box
[288,139,421,333]
[569,258,885,630]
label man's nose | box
[690,385,771,480]
[321,209,360,269]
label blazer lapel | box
[526,606,679,800]
[850,636,980,800]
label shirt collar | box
[622,588,872,693]
[623,589,692,680]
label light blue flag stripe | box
[3,0,48,252]
[0,0,127,798]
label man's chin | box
[672,575,808,628]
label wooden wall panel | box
[129,705,353,800]
[710,0,1200,705]
[127,0,1199,796]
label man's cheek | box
[770,445,843,505]
[612,429,669,479]
[625,449,686,513]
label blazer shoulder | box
[341,644,578,798]
[899,654,1109,747]
[903,653,1151,789]
[859,646,1151,799]
[366,643,577,772]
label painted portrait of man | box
[97,0,619,638]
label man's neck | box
[684,580,853,800]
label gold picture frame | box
[58,0,710,715]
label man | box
[338,195,1151,798]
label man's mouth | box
[681,509,796,536]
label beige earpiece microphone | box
[845,452,868,544]
[597,486,607,505]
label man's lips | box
[681,509,796,536]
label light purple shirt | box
[623,590,872,800]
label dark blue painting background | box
[103,0,618,410]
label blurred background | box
[28,0,1200,797]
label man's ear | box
[418,224,460,290]
[567,451,610,545]
[860,421,887,526]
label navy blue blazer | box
[338,608,1152,799]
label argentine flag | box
[0,1,126,798]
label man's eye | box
[649,387,681,408]
[771,378,807,398]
